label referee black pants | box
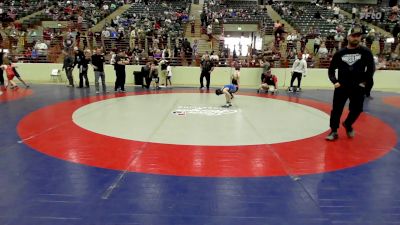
[330,86,365,131]
[200,71,210,89]
[115,70,126,91]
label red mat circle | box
[17,91,397,177]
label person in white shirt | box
[334,33,344,51]
[314,35,321,54]
[286,32,297,52]
[289,53,307,92]
[207,24,213,41]
[34,40,48,56]
[130,29,136,49]
[318,42,328,58]
[352,7,357,19]
[333,6,340,19]
[166,61,172,87]
[102,29,110,38]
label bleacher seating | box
[338,3,399,33]
[207,1,274,35]
[274,2,352,37]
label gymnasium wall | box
[15,63,400,90]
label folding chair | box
[50,69,62,82]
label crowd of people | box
[0,0,50,22]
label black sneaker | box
[342,122,355,138]
[325,131,338,141]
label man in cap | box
[326,25,375,141]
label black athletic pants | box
[365,77,374,97]
[115,70,126,91]
[290,72,302,88]
[200,71,210,89]
[330,86,365,131]
[79,68,89,88]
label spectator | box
[62,51,75,87]
[365,32,375,50]
[352,6,357,19]
[333,5,340,19]
[34,40,48,56]
[334,32,344,51]
[318,42,329,58]
[314,35,322,54]
[63,35,74,52]
[91,48,107,94]
[149,61,160,90]
[289,53,307,92]
[314,11,321,19]
[141,62,152,89]
[114,50,129,92]
[207,24,213,41]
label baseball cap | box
[348,25,363,36]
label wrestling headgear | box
[215,89,223,95]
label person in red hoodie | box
[0,62,17,89]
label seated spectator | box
[210,51,219,63]
[24,48,32,59]
[31,48,38,61]
[376,56,387,70]
[318,43,329,58]
[34,40,48,56]
[314,11,321,19]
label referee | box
[326,25,375,141]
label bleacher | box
[100,0,191,56]
[274,2,352,37]
[0,0,52,22]
[207,1,274,34]
[338,3,399,33]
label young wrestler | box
[215,84,238,107]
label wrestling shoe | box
[342,122,355,138]
[325,131,338,141]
